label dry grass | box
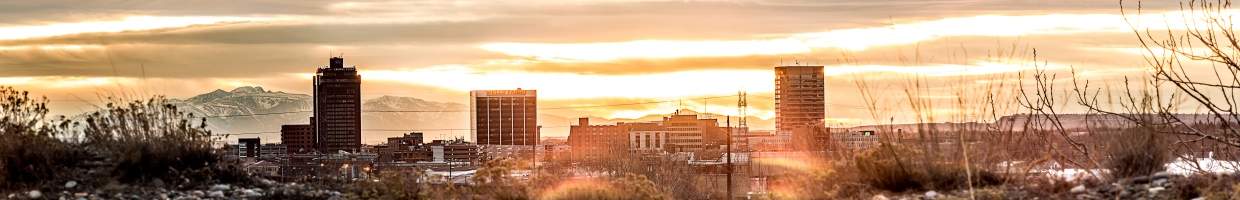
[0,86,248,191]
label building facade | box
[281,124,315,154]
[629,124,668,153]
[568,111,726,162]
[238,138,261,158]
[380,132,431,163]
[430,139,481,162]
[662,111,721,153]
[469,89,538,147]
[314,57,362,153]
[774,66,825,135]
[568,118,648,162]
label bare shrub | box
[80,97,237,186]
[853,143,1001,193]
[350,170,436,199]
[1103,128,1171,179]
[854,143,924,192]
[539,173,671,200]
[0,87,83,189]
[0,86,248,190]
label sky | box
[0,0,1197,137]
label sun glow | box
[0,76,130,88]
[361,66,775,99]
[0,16,271,40]
[479,11,1218,61]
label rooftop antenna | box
[738,91,747,128]
[678,99,685,114]
[703,97,709,119]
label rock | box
[1153,178,1168,186]
[1151,171,1172,180]
[190,190,205,197]
[210,184,231,191]
[1071,185,1087,193]
[924,191,939,199]
[242,189,261,197]
[258,178,277,186]
[870,194,889,200]
[207,191,225,198]
[27,190,42,198]
[1149,186,1165,194]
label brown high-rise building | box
[470,89,538,146]
[314,57,362,153]
[281,123,315,154]
[775,66,825,135]
[238,138,261,158]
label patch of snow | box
[1165,157,1240,175]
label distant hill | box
[170,86,470,144]
[578,109,775,130]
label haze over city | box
[0,1,1195,140]
[7,1,1240,199]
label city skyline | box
[7,1,1240,199]
[0,0,1190,128]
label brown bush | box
[0,86,247,190]
[1102,128,1170,179]
[853,143,1000,193]
[0,87,87,189]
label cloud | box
[0,0,1203,128]
[0,15,282,41]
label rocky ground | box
[869,172,1203,200]
[1070,172,1183,200]
[3,178,344,200]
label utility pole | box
[726,116,733,199]
[534,125,541,182]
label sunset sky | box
[0,0,1195,138]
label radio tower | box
[738,91,747,128]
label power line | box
[202,94,741,118]
[205,111,312,118]
[214,126,574,136]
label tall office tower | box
[238,138,261,158]
[314,57,362,153]
[774,65,825,135]
[470,89,538,147]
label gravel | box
[6,178,345,200]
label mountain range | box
[170,86,583,144]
